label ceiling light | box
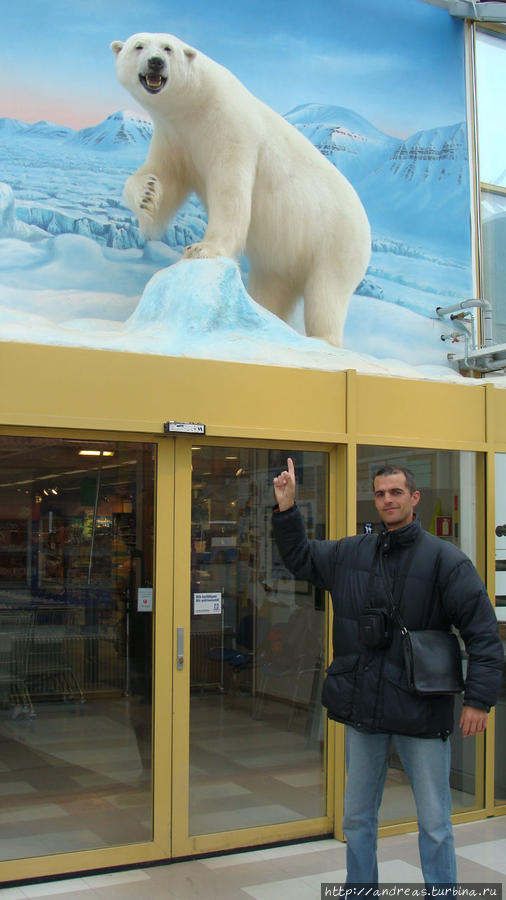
[78,449,115,457]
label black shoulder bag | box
[379,541,464,696]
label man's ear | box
[110,41,124,55]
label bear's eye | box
[135,44,144,51]
[163,45,172,53]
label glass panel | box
[481,188,506,344]
[189,447,327,835]
[357,447,479,823]
[0,436,155,859]
[494,453,506,805]
[475,30,506,188]
[475,29,506,343]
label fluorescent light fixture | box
[78,450,115,457]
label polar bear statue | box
[111,32,371,347]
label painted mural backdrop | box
[0,0,473,376]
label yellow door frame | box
[170,435,341,858]
[0,425,174,883]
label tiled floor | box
[0,817,504,900]
[0,699,153,860]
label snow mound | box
[0,254,481,383]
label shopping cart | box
[23,606,85,711]
[0,609,33,717]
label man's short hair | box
[372,464,418,495]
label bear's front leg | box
[184,155,255,261]
[124,172,164,240]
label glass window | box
[189,447,327,835]
[481,187,506,343]
[494,453,506,806]
[0,436,155,859]
[475,28,506,342]
[357,447,481,823]
[475,30,506,188]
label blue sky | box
[0,0,467,137]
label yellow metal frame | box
[171,435,337,858]
[0,424,175,881]
[0,346,505,880]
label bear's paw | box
[183,241,227,260]
[125,172,164,238]
[138,175,160,211]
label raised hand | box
[273,457,296,511]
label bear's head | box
[111,33,197,107]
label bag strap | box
[364,537,381,608]
[378,531,421,634]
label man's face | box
[373,472,420,531]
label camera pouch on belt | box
[359,607,392,649]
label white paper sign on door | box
[137,588,153,612]
[193,592,222,615]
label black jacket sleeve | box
[272,504,338,592]
[440,555,504,711]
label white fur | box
[111,32,371,346]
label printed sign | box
[194,592,222,615]
[137,588,153,612]
[436,516,453,537]
[164,422,206,434]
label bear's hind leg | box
[302,271,353,348]
[247,267,298,324]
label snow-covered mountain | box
[285,103,399,183]
[359,122,469,248]
[286,103,467,185]
[286,104,470,253]
[69,110,153,149]
[0,117,74,140]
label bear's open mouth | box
[139,74,167,94]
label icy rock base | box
[0,254,484,382]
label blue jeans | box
[343,726,457,886]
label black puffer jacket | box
[272,506,504,739]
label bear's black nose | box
[147,56,165,71]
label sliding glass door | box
[0,435,155,859]
[172,443,331,854]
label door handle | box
[177,627,184,670]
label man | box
[272,459,504,887]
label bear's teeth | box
[147,76,161,87]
